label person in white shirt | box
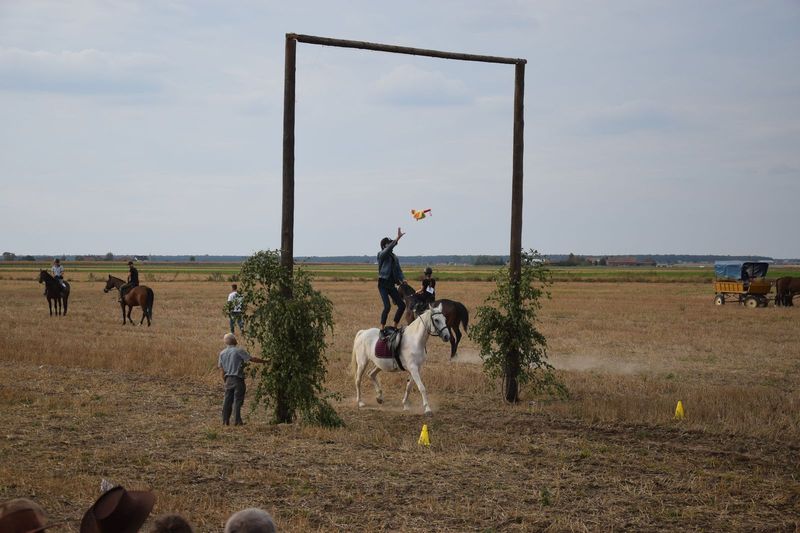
[227,284,244,334]
[48,258,66,293]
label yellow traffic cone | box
[674,400,685,420]
[418,424,430,446]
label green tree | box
[104,252,114,261]
[234,250,342,426]
[471,249,566,403]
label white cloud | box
[0,47,167,94]
[371,64,471,106]
[576,100,677,136]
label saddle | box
[375,327,405,370]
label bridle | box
[423,309,449,338]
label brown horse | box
[38,270,70,316]
[103,275,155,326]
[399,283,469,358]
[775,277,800,307]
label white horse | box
[352,304,451,415]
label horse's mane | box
[108,275,125,283]
[39,270,54,280]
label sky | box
[1,1,798,258]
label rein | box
[423,310,448,337]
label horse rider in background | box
[119,260,139,303]
[46,258,67,294]
[415,267,436,314]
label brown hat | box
[0,498,57,532]
[80,486,155,533]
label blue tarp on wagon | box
[714,261,770,280]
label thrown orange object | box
[411,208,432,221]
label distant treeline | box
[3,252,795,265]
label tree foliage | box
[471,249,566,401]
[232,250,342,427]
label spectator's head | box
[150,513,194,533]
[424,267,432,276]
[231,284,238,291]
[128,261,134,267]
[80,486,155,533]
[0,498,58,532]
[223,333,238,346]
[224,508,276,533]
[380,237,391,249]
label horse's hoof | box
[424,409,434,417]
[358,401,366,408]
[376,397,384,404]
[402,404,410,411]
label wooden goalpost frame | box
[281,33,526,293]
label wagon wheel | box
[744,296,759,309]
[714,294,725,306]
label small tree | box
[234,250,342,426]
[104,252,114,261]
[471,249,566,402]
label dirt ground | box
[1,278,798,531]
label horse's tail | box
[351,330,367,373]
[63,284,69,315]
[350,331,360,373]
[456,301,469,331]
[146,288,155,320]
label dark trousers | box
[119,282,137,300]
[378,279,406,326]
[222,376,246,425]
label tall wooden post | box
[504,61,526,403]
[281,35,297,293]
[276,34,297,423]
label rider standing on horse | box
[378,227,407,332]
[119,261,139,302]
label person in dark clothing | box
[419,266,436,302]
[119,261,140,302]
[413,266,436,315]
[377,227,407,331]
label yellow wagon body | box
[713,261,772,307]
[713,278,771,296]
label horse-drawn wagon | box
[713,261,771,307]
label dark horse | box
[775,277,800,307]
[399,283,469,358]
[38,270,70,316]
[103,275,155,326]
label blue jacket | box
[377,240,405,284]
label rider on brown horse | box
[45,258,67,295]
[119,261,139,303]
[413,266,436,316]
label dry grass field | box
[1,274,799,531]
